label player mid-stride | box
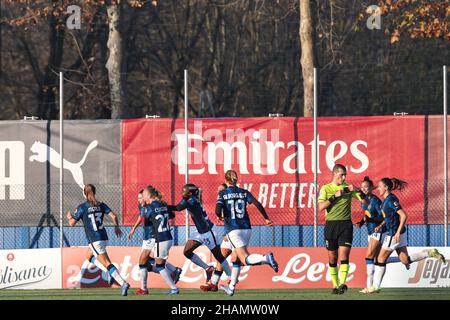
[142,186,180,295]
[66,184,130,296]
[368,178,446,293]
[169,183,232,283]
[128,188,182,295]
[216,170,279,297]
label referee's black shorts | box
[324,220,353,251]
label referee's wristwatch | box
[328,195,337,204]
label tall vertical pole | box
[59,72,64,249]
[313,68,318,247]
[184,69,189,243]
[444,65,448,246]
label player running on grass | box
[354,176,386,293]
[200,184,236,292]
[368,178,446,293]
[168,183,232,282]
[216,170,279,297]
[141,186,179,295]
[66,184,130,296]
[128,188,182,295]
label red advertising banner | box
[62,246,367,289]
[122,116,426,226]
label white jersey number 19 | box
[227,199,245,219]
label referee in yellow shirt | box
[318,164,365,295]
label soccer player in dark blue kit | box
[66,184,130,296]
[368,178,446,293]
[354,176,386,292]
[142,186,179,294]
[169,183,232,282]
[216,170,279,296]
[128,188,182,295]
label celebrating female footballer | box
[128,188,182,295]
[215,170,278,297]
[169,183,232,283]
[200,183,236,292]
[368,178,446,293]
[354,176,385,293]
[141,186,179,294]
[66,184,130,296]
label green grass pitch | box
[1,287,450,300]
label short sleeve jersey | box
[318,182,362,221]
[361,195,385,235]
[217,186,255,233]
[175,196,214,234]
[381,193,406,236]
[73,201,111,243]
[145,200,173,242]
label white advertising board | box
[0,248,61,289]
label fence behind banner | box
[0,116,449,249]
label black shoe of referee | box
[331,287,339,294]
[337,284,348,294]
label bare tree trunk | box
[300,0,315,117]
[106,0,128,119]
[37,1,65,120]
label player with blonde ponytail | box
[216,170,279,297]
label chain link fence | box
[1,178,448,249]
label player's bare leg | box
[210,246,232,277]
[95,252,130,296]
[184,240,214,280]
[85,248,109,274]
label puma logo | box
[29,140,98,189]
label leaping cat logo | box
[29,140,98,189]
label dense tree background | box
[0,0,448,120]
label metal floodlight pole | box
[313,68,318,247]
[59,72,64,250]
[184,69,189,243]
[444,65,448,247]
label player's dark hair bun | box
[363,176,374,187]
